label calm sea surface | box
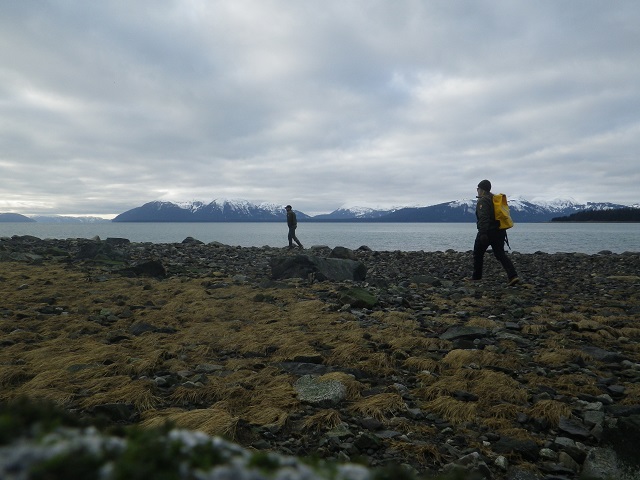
[0,222,639,254]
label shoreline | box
[1,235,640,478]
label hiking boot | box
[508,276,520,286]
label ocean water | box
[0,222,638,254]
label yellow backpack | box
[493,193,514,230]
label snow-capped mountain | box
[27,215,111,224]
[376,198,629,223]
[112,199,310,222]
[111,198,636,222]
[312,206,398,220]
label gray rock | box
[440,325,489,341]
[294,375,347,406]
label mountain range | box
[111,198,639,223]
[1,198,637,224]
[0,214,110,224]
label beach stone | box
[338,287,378,309]
[293,375,347,406]
[440,325,489,341]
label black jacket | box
[287,210,297,228]
[476,193,499,234]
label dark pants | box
[472,229,517,280]
[288,226,302,247]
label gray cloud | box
[1,0,638,216]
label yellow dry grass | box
[534,349,593,367]
[619,383,640,405]
[521,324,547,335]
[2,257,640,470]
[140,405,239,438]
[348,393,407,421]
[441,349,523,370]
[527,400,572,426]
[421,396,477,425]
[466,317,499,329]
[389,439,442,464]
[403,356,440,373]
[522,372,601,397]
[301,409,343,432]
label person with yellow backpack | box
[470,179,520,285]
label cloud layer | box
[1,1,639,216]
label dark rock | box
[329,246,357,260]
[182,237,204,244]
[119,260,167,278]
[90,403,135,422]
[270,255,366,282]
[278,362,332,376]
[557,417,591,439]
[581,345,625,363]
[492,437,539,462]
[129,321,158,336]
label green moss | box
[0,397,86,444]
[30,449,104,480]
[110,428,182,480]
[248,451,281,471]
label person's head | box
[285,205,292,211]
[477,180,491,195]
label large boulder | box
[270,254,366,282]
[294,375,347,407]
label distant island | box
[552,207,640,222]
[0,213,35,223]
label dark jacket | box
[476,193,499,234]
[287,210,297,228]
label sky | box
[1,1,639,217]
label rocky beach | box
[1,234,639,479]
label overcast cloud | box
[1,0,639,216]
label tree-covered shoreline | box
[552,207,640,222]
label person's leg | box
[288,227,294,247]
[292,228,303,248]
[288,227,303,248]
[472,233,488,280]
[490,230,518,281]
